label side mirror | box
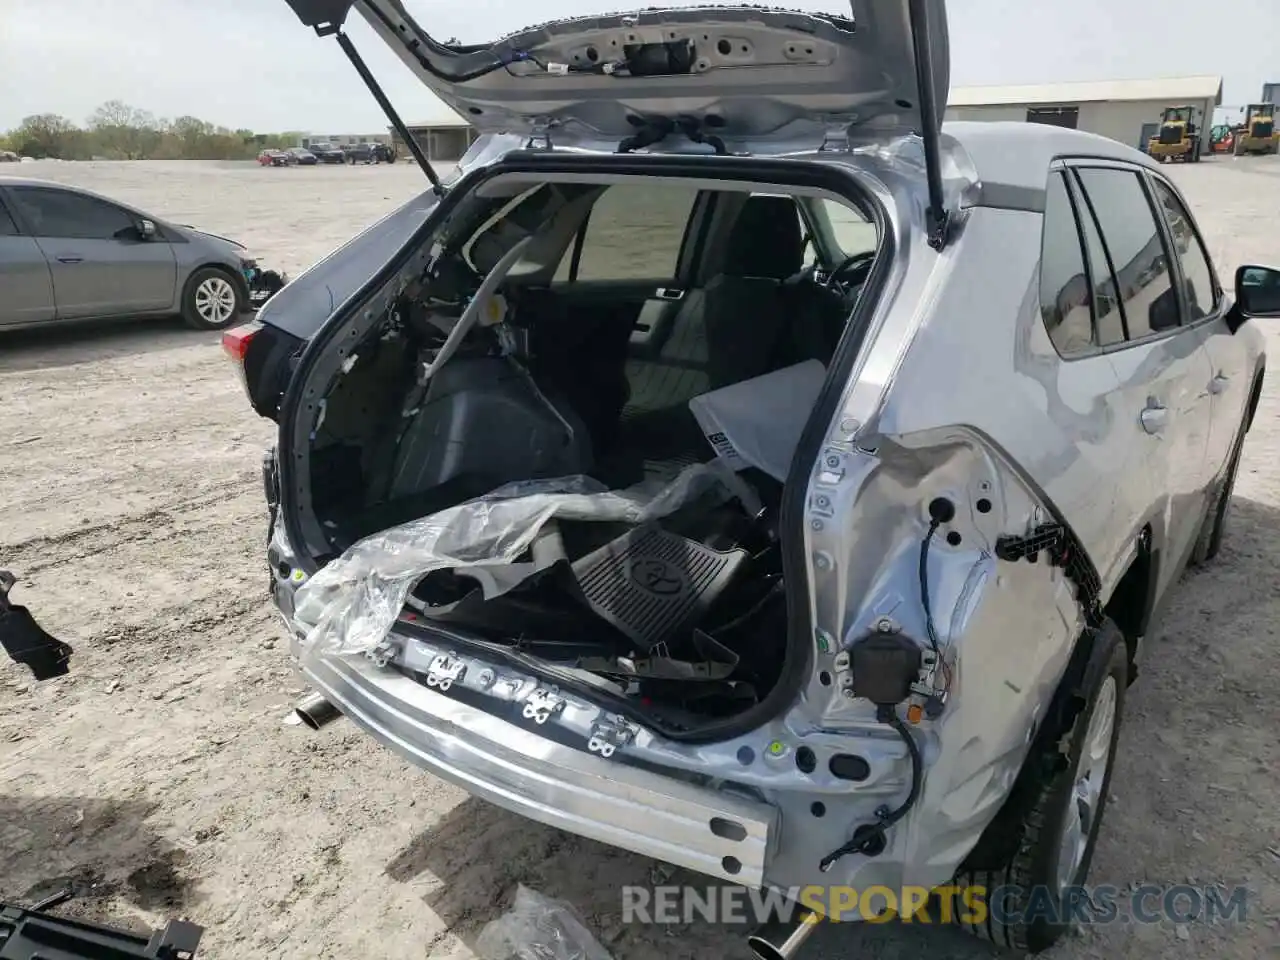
[137,218,157,240]
[1228,264,1280,331]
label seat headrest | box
[721,196,805,280]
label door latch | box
[587,715,640,758]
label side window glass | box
[1069,177,1126,347]
[10,187,135,240]
[0,198,18,236]
[568,184,698,282]
[820,198,877,260]
[1073,168,1178,340]
[1038,172,1094,355]
[1149,178,1218,322]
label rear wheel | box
[182,267,244,330]
[951,620,1127,954]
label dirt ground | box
[1,157,1278,960]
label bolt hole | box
[467,106,483,116]
[819,671,832,686]
[946,531,962,546]
[736,745,755,766]
[895,98,914,109]
[976,498,992,514]
[805,47,813,54]
[722,856,742,876]
[811,801,826,817]
[741,44,749,52]
[717,38,732,55]
[586,46,599,61]
[710,817,748,842]
[796,747,817,774]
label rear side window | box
[1072,184,1127,347]
[1148,178,1219,321]
[558,184,698,282]
[1038,172,1094,356]
[1072,168,1179,340]
[10,186,135,240]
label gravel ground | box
[1,157,1277,960]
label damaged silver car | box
[227,0,1272,954]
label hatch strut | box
[332,31,444,194]
[283,2,444,193]
[907,0,950,250]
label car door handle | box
[56,256,83,264]
[1208,373,1230,395]
[1140,405,1169,435]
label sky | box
[1,0,1277,133]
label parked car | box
[231,1,1270,955]
[343,141,396,164]
[0,150,19,163]
[307,142,347,164]
[257,148,289,167]
[0,178,286,330]
[284,147,317,166]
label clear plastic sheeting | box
[292,461,740,661]
[474,885,614,960]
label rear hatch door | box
[284,0,950,152]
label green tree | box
[87,100,161,159]
[11,113,81,159]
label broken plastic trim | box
[0,571,72,681]
[276,152,895,744]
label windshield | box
[1165,108,1193,123]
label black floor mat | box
[570,524,746,652]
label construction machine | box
[1147,105,1203,162]
[1232,103,1279,156]
[1209,123,1235,153]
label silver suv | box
[237,1,1272,954]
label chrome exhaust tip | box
[295,691,341,730]
[747,908,823,960]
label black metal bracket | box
[332,31,445,194]
[0,900,203,959]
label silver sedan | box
[0,177,282,331]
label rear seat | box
[609,196,807,481]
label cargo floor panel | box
[570,524,747,652]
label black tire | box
[951,619,1128,954]
[1191,411,1248,565]
[181,266,245,330]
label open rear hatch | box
[283,0,952,238]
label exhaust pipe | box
[747,908,823,960]
[295,691,341,730]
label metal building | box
[946,75,1224,154]
[393,116,479,163]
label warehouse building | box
[946,75,1224,153]
[392,116,479,163]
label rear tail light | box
[222,320,262,399]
